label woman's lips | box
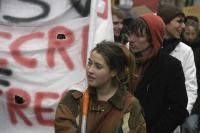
[87,75,95,81]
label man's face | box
[183,25,198,43]
[129,33,150,53]
[112,15,123,37]
[129,33,151,63]
[165,16,185,39]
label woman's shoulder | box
[57,90,83,117]
[124,91,141,108]
[59,90,83,106]
[123,91,146,131]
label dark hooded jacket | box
[133,14,188,133]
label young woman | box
[55,41,146,133]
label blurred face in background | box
[165,16,185,39]
[113,15,123,37]
[183,25,198,43]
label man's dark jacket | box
[134,51,189,133]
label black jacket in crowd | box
[182,37,200,115]
[192,48,200,115]
[134,51,189,133]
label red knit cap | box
[140,13,165,53]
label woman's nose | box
[87,65,94,73]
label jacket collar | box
[162,38,180,54]
[137,52,161,88]
[108,85,126,110]
[89,85,126,110]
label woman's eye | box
[87,60,92,65]
[96,64,102,69]
[177,19,184,23]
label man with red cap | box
[129,13,188,133]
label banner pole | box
[87,0,98,59]
[81,89,89,133]
[81,1,98,132]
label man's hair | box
[157,4,185,24]
[185,16,199,33]
[130,18,152,44]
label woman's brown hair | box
[91,41,135,89]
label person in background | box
[119,6,139,48]
[129,13,188,133]
[157,4,198,133]
[182,16,200,51]
[181,15,200,133]
[55,41,146,133]
[112,6,129,45]
[191,46,200,133]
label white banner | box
[0,0,113,132]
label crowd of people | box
[0,1,199,133]
[53,3,200,133]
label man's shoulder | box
[158,51,184,74]
[176,42,193,52]
[159,51,181,65]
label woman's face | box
[166,16,185,39]
[112,15,123,37]
[86,50,115,88]
[183,25,198,43]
